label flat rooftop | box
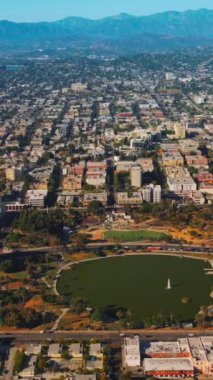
[143,358,194,372]
[143,341,181,355]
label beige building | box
[116,192,143,205]
[68,343,83,359]
[162,152,184,167]
[6,166,22,181]
[48,343,61,359]
[174,123,186,139]
[130,166,142,188]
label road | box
[1,329,213,344]
[0,242,212,259]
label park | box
[104,230,170,242]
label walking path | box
[42,277,51,289]
[51,308,69,332]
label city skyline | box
[0,0,213,22]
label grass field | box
[57,256,213,321]
[104,230,169,242]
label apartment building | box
[85,161,107,188]
[166,167,197,193]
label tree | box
[91,308,103,322]
[14,288,28,304]
[188,166,198,175]
[36,354,47,374]
[14,349,26,373]
[0,260,14,273]
[71,298,88,315]
[61,346,70,360]
[88,200,104,216]
[72,233,89,250]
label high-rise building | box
[6,166,22,181]
[165,72,176,81]
[142,184,162,203]
[130,166,142,188]
[153,185,162,203]
[143,185,153,203]
[174,123,186,139]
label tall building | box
[143,185,153,203]
[6,166,22,181]
[153,185,162,203]
[165,72,176,81]
[174,123,186,139]
[131,166,142,188]
[143,184,162,203]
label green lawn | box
[57,255,213,322]
[104,230,169,242]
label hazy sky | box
[1,0,212,22]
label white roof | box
[124,337,140,347]
[25,344,42,355]
[90,343,102,355]
[69,343,82,354]
[188,337,207,361]
[200,337,213,362]
[48,343,60,356]
[143,341,180,355]
[144,358,193,372]
[26,189,48,198]
[124,337,141,367]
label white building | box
[143,185,152,203]
[25,189,48,208]
[123,337,141,368]
[165,72,176,81]
[143,184,162,203]
[166,167,197,193]
[167,177,197,192]
[48,343,61,358]
[188,337,213,377]
[143,358,194,378]
[68,343,83,359]
[153,185,162,203]
[71,82,87,92]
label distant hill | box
[0,9,212,53]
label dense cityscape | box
[0,3,213,380]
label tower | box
[166,278,171,290]
[174,123,186,139]
[153,185,162,203]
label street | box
[1,329,213,344]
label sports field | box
[57,255,213,321]
[104,230,170,242]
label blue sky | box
[1,0,213,22]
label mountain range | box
[0,9,212,54]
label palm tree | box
[169,313,175,326]
[158,311,164,326]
